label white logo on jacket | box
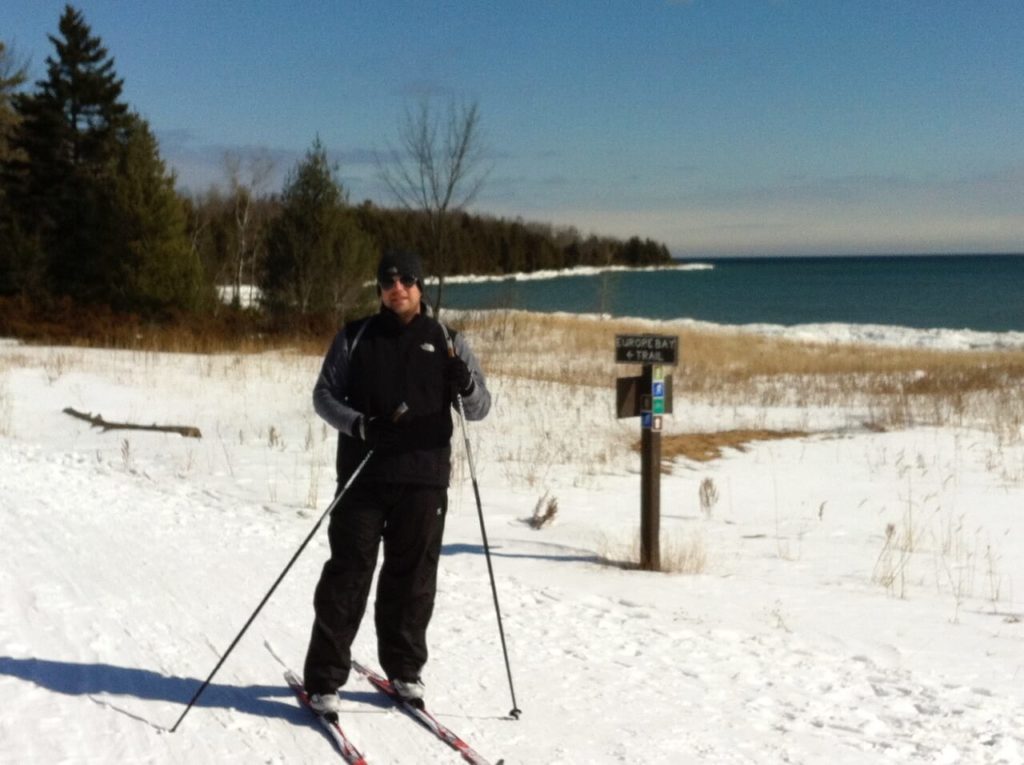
[420,342,436,352]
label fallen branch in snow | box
[62,407,202,439]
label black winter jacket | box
[313,307,490,488]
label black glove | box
[446,355,474,399]
[359,415,404,451]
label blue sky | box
[6,1,1023,256]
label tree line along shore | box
[0,7,669,343]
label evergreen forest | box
[0,6,671,339]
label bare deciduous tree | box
[224,149,275,307]
[378,97,489,313]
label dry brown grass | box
[5,298,1023,442]
[659,430,809,462]
[451,308,1024,391]
[597,528,709,574]
[0,296,331,356]
[450,309,1024,437]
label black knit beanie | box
[377,250,424,284]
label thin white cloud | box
[156,131,381,196]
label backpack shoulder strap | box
[345,315,375,361]
[438,321,458,354]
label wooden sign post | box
[615,334,678,571]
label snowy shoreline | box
[426,262,715,285]
[445,307,1024,353]
[434,263,1024,352]
[224,261,1024,352]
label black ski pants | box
[303,481,447,695]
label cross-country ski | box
[284,670,368,764]
[353,661,503,765]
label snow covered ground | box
[1,324,1022,764]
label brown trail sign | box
[615,334,678,571]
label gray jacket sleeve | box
[312,329,363,437]
[452,330,491,421]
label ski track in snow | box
[1,343,1023,763]
[478,562,1024,764]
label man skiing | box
[303,249,491,717]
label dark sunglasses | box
[379,274,419,290]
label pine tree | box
[263,137,376,318]
[3,6,205,312]
[0,40,31,295]
[106,116,209,312]
[6,4,130,301]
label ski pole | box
[169,448,372,733]
[168,400,411,733]
[443,329,522,719]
